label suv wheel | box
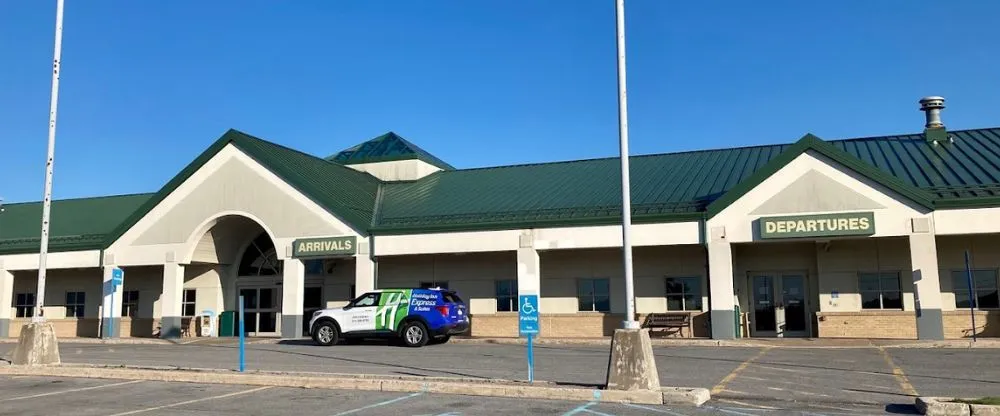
[401,321,429,347]
[312,321,340,346]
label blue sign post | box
[518,294,539,383]
[108,268,124,339]
[238,295,246,372]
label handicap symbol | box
[521,298,536,314]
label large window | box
[951,269,1000,309]
[15,293,34,318]
[122,291,140,318]
[495,279,517,312]
[665,277,702,311]
[65,292,86,318]
[859,272,902,310]
[182,289,197,317]
[578,278,610,312]
[238,233,281,276]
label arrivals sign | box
[758,212,875,239]
[292,236,357,257]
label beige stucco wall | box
[710,150,930,244]
[308,257,356,308]
[0,250,101,271]
[935,207,1000,235]
[108,145,360,267]
[937,234,1000,311]
[377,252,515,315]
[119,266,165,319]
[815,237,914,312]
[10,269,101,319]
[539,246,707,315]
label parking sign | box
[518,294,539,336]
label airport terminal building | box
[1,98,998,341]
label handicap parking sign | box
[518,294,539,336]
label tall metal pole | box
[615,0,638,329]
[34,0,66,322]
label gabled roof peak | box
[328,131,455,170]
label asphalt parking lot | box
[0,376,879,416]
[2,341,998,414]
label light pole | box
[614,0,638,329]
[34,0,66,322]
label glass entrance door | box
[238,287,280,336]
[749,272,809,337]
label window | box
[495,279,517,312]
[182,289,197,317]
[15,293,34,318]
[304,259,337,276]
[65,292,86,318]
[237,233,281,276]
[578,278,610,312]
[665,277,702,311]
[951,269,1000,309]
[420,281,449,289]
[122,291,139,318]
[859,272,902,310]
[351,293,380,308]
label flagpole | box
[614,0,638,329]
[34,0,66,322]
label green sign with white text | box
[758,212,875,239]
[293,236,357,257]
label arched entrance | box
[235,232,282,336]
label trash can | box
[219,311,236,337]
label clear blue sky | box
[1,1,997,203]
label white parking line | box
[330,392,424,416]
[106,386,272,416]
[0,380,144,402]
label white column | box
[101,265,124,338]
[160,262,185,338]
[517,231,541,295]
[909,217,944,340]
[0,267,13,338]
[281,258,305,338]
[517,230,541,335]
[707,226,736,340]
[355,255,376,295]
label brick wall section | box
[468,312,711,338]
[8,319,100,338]
[121,318,159,338]
[944,311,1000,338]
[816,312,917,339]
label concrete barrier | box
[915,397,1000,416]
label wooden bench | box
[641,313,693,337]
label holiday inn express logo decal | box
[758,212,875,239]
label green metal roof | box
[328,132,455,170]
[371,128,1000,234]
[4,127,1000,253]
[0,193,153,255]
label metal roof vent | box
[919,96,951,145]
